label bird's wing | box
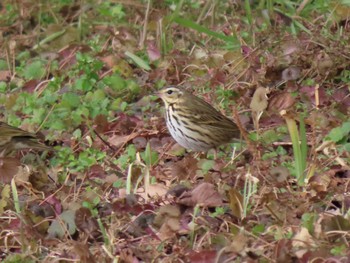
[188,96,239,132]
[0,122,37,138]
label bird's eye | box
[166,89,173,95]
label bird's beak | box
[154,91,163,99]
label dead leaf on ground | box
[313,51,334,74]
[0,70,11,81]
[268,166,290,184]
[228,233,248,254]
[309,173,331,194]
[228,188,243,218]
[281,66,301,81]
[147,41,161,62]
[47,210,76,238]
[0,184,11,214]
[188,250,218,263]
[250,87,270,128]
[292,227,316,248]
[274,239,293,263]
[158,156,198,181]
[108,132,139,148]
[67,241,96,263]
[300,85,327,106]
[137,183,168,199]
[177,182,223,207]
[153,204,182,240]
[0,157,21,183]
[268,91,295,112]
[75,207,100,240]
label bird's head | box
[156,86,184,106]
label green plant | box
[242,172,258,218]
[285,115,308,185]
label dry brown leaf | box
[292,227,316,248]
[250,87,269,112]
[228,188,243,218]
[147,41,161,61]
[0,158,21,183]
[178,182,223,207]
[108,132,139,148]
[227,233,248,254]
[99,54,118,69]
[188,250,218,263]
[274,239,293,262]
[0,70,11,81]
[268,166,290,184]
[69,241,96,263]
[268,91,295,112]
[137,183,168,199]
[281,41,300,64]
[154,205,182,240]
[160,156,198,181]
[75,207,100,240]
[120,248,137,263]
[282,66,301,81]
[309,173,331,194]
[313,52,333,73]
[133,136,148,150]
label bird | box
[0,122,51,156]
[156,86,240,151]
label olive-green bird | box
[0,122,51,156]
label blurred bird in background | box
[0,122,51,157]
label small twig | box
[139,0,151,49]
[93,129,117,152]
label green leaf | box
[252,224,265,235]
[23,60,46,80]
[173,17,238,44]
[141,142,158,166]
[0,82,6,93]
[0,59,8,70]
[48,210,76,238]
[301,213,316,233]
[198,159,215,173]
[327,121,350,143]
[125,51,151,71]
[103,74,126,91]
[61,92,80,108]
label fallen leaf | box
[228,233,248,253]
[313,51,333,73]
[47,210,76,238]
[108,132,139,148]
[268,166,289,184]
[0,158,21,183]
[281,66,301,81]
[268,91,295,112]
[292,227,315,248]
[0,184,11,214]
[250,87,269,112]
[188,250,218,263]
[137,183,168,199]
[178,183,223,207]
[75,207,100,240]
[228,188,243,218]
[147,41,161,61]
[0,70,11,81]
[154,204,182,240]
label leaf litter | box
[0,1,350,262]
